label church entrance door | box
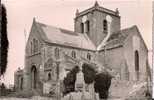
[31,65,37,89]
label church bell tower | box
[74,1,121,46]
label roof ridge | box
[35,20,95,38]
[120,25,137,31]
[35,20,77,34]
[35,21,58,29]
[59,27,74,32]
[110,25,137,36]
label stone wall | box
[123,27,148,81]
[98,47,125,79]
[14,69,24,92]
[97,27,148,82]
[41,43,96,81]
[24,29,96,93]
[24,21,44,91]
[74,9,120,46]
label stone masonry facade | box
[14,1,151,98]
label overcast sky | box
[1,0,152,86]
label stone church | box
[14,1,151,98]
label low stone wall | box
[0,96,55,100]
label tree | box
[0,83,7,96]
[0,4,9,77]
[82,63,96,84]
[63,63,112,99]
[63,66,79,95]
[94,72,112,99]
[82,63,112,99]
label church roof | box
[35,21,96,50]
[31,20,146,52]
[100,25,139,50]
[108,26,135,42]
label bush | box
[63,63,112,99]
[63,66,79,95]
[0,83,7,96]
[82,63,96,84]
[94,72,112,99]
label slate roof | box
[35,21,96,50]
[100,25,138,50]
[108,26,135,42]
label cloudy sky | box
[1,0,152,86]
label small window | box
[135,50,139,80]
[135,50,139,71]
[81,23,84,33]
[55,48,60,59]
[48,73,51,80]
[20,77,23,90]
[87,53,91,60]
[86,20,90,33]
[31,39,39,55]
[103,20,108,33]
[33,39,35,53]
[36,40,39,52]
[31,42,33,55]
[72,51,76,58]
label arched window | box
[48,73,51,80]
[31,42,33,55]
[33,39,35,53]
[103,20,108,33]
[71,51,76,58]
[135,50,139,80]
[36,40,38,52]
[32,39,39,53]
[81,23,84,33]
[55,48,60,59]
[86,20,90,33]
[31,66,37,89]
[20,77,23,90]
[87,53,91,60]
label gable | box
[123,25,148,52]
[25,19,46,56]
[98,25,148,52]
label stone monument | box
[75,62,85,92]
